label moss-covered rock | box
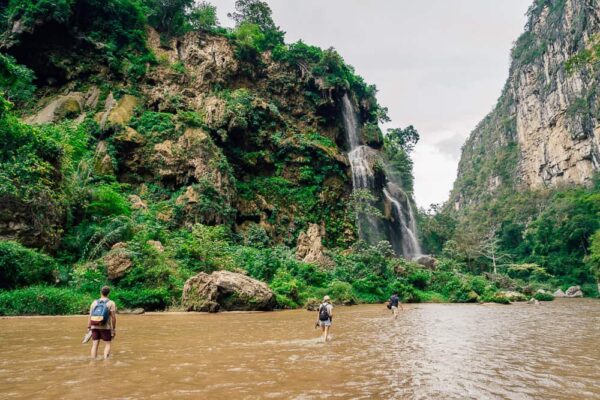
[182,270,276,312]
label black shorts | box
[91,329,112,342]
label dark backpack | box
[90,299,110,325]
[319,304,330,321]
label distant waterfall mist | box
[341,94,422,259]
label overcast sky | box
[209,0,531,208]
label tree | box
[228,0,284,51]
[188,1,218,31]
[144,0,194,38]
[228,0,276,31]
[386,125,420,153]
[477,236,512,274]
[587,229,600,293]
[0,53,35,105]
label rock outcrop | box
[296,223,332,266]
[565,285,584,297]
[415,255,437,269]
[553,288,567,297]
[103,242,133,280]
[182,270,276,312]
[497,291,527,302]
[451,0,600,209]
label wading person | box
[317,295,333,342]
[88,286,117,359]
[389,293,403,319]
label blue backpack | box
[90,299,110,325]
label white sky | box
[209,0,531,208]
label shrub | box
[533,292,554,301]
[0,53,36,105]
[407,269,431,290]
[0,241,57,289]
[270,270,303,308]
[111,288,170,310]
[85,184,131,218]
[327,281,356,305]
[0,286,93,315]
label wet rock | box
[182,270,276,312]
[95,93,139,129]
[296,223,332,267]
[104,242,132,280]
[26,93,84,124]
[497,291,527,302]
[527,298,540,305]
[415,255,437,269]
[553,289,567,298]
[565,285,584,298]
[108,94,139,127]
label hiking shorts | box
[91,329,112,341]
[319,319,332,327]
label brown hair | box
[101,286,110,296]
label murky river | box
[1,299,599,399]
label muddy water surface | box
[1,299,599,399]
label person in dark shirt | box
[389,293,403,319]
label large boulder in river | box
[497,291,527,302]
[565,285,584,298]
[553,289,566,298]
[182,270,276,312]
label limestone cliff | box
[451,0,600,210]
[1,15,388,250]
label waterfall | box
[341,93,422,259]
[383,183,422,258]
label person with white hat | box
[317,295,333,342]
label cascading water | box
[341,94,422,259]
[341,95,384,245]
[383,183,422,257]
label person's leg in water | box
[91,339,99,359]
[324,325,330,342]
[104,341,112,359]
[320,324,326,342]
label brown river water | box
[1,299,599,400]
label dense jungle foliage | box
[0,0,596,315]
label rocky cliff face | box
[1,17,390,251]
[452,0,600,209]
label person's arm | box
[111,303,117,337]
[87,301,94,330]
[328,305,333,321]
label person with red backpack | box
[87,286,117,359]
